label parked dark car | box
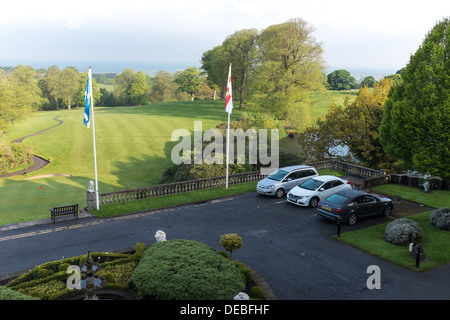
[316,189,393,225]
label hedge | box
[127,239,245,300]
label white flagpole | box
[226,111,230,189]
[89,67,100,210]
[225,63,232,189]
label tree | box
[175,67,203,101]
[298,78,396,169]
[149,70,181,102]
[255,18,326,129]
[221,29,259,108]
[361,76,376,88]
[58,67,79,109]
[380,18,450,180]
[114,68,135,105]
[201,45,227,99]
[220,233,243,260]
[327,69,356,90]
[130,71,149,105]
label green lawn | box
[337,184,450,271]
[309,90,357,123]
[0,100,249,225]
[0,91,355,225]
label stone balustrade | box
[98,159,385,207]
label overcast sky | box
[1,0,449,73]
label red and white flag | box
[225,64,233,114]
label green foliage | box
[249,286,264,299]
[0,141,33,175]
[220,233,243,259]
[327,69,356,90]
[5,243,145,300]
[127,239,244,300]
[130,71,149,105]
[255,18,326,123]
[0,286,39,300]
[175,67,203,101]
[380,18,450,180]
[233,261,252,284]
[298,78,398,170]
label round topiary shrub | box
[429,207,450,231]
[385,218,423,246]
[249,286,264,300]
[126,239,245,300]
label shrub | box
[249,286,264,300]
[233,261,252,284]
[38,268,49,279]
[429,207,450,231]
[0,286,39,300]
[58,263,70,272]
[385,218,423,245]
[127,239,244,300]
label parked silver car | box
[256,165,319,198]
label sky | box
[1,0,449,75]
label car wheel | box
[347,213,357,225]
[309,197,319,208]
[275,188,285,198]
[383,205,392,217]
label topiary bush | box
[220,233,243,260]
[249,286,264,300]
[127,239,244,300]
[429,207,450,231]
[385,218,423,246]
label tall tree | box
[255,18,326,128]
[380,18,450,180]
[175,67,203,101]
[201,45,227,98]
[130,71,149,105]
[149,70,180,102]
[114,68,135,105]
[58,67,79,109]
[221,29,259,108]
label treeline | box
[97,67,217,107]
[326,69,403,90]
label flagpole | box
[89,67,100,210]
[225,63,232,190]
[226,111,230,189]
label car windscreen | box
[299,178,323,190]
[325,194,350,205]
[268,170,288,181]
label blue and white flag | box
[83,69,92,128]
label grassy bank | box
[337,185,450,271]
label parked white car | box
[256,165,319,198]
[286,175,352,208]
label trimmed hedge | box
[5,243,145,300]
[0,286,39,300]
[127,239,245,300]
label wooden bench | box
[50,204,78,223]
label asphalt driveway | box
[0,192,449,299]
